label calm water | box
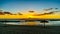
[0,21,60,26]
[0,21,60,34]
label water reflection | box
[0,21,60,26]
[2,21,40,25]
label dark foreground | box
[0,25,60,34]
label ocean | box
[0,21,60,34]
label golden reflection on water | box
[20,21,40,25]
[2,21,41,25]
[2,21,60,26]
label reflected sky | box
[1,21,60,26]
[0,0,60,13]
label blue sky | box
[0,0,60,13]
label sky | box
[0,0,60,13]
